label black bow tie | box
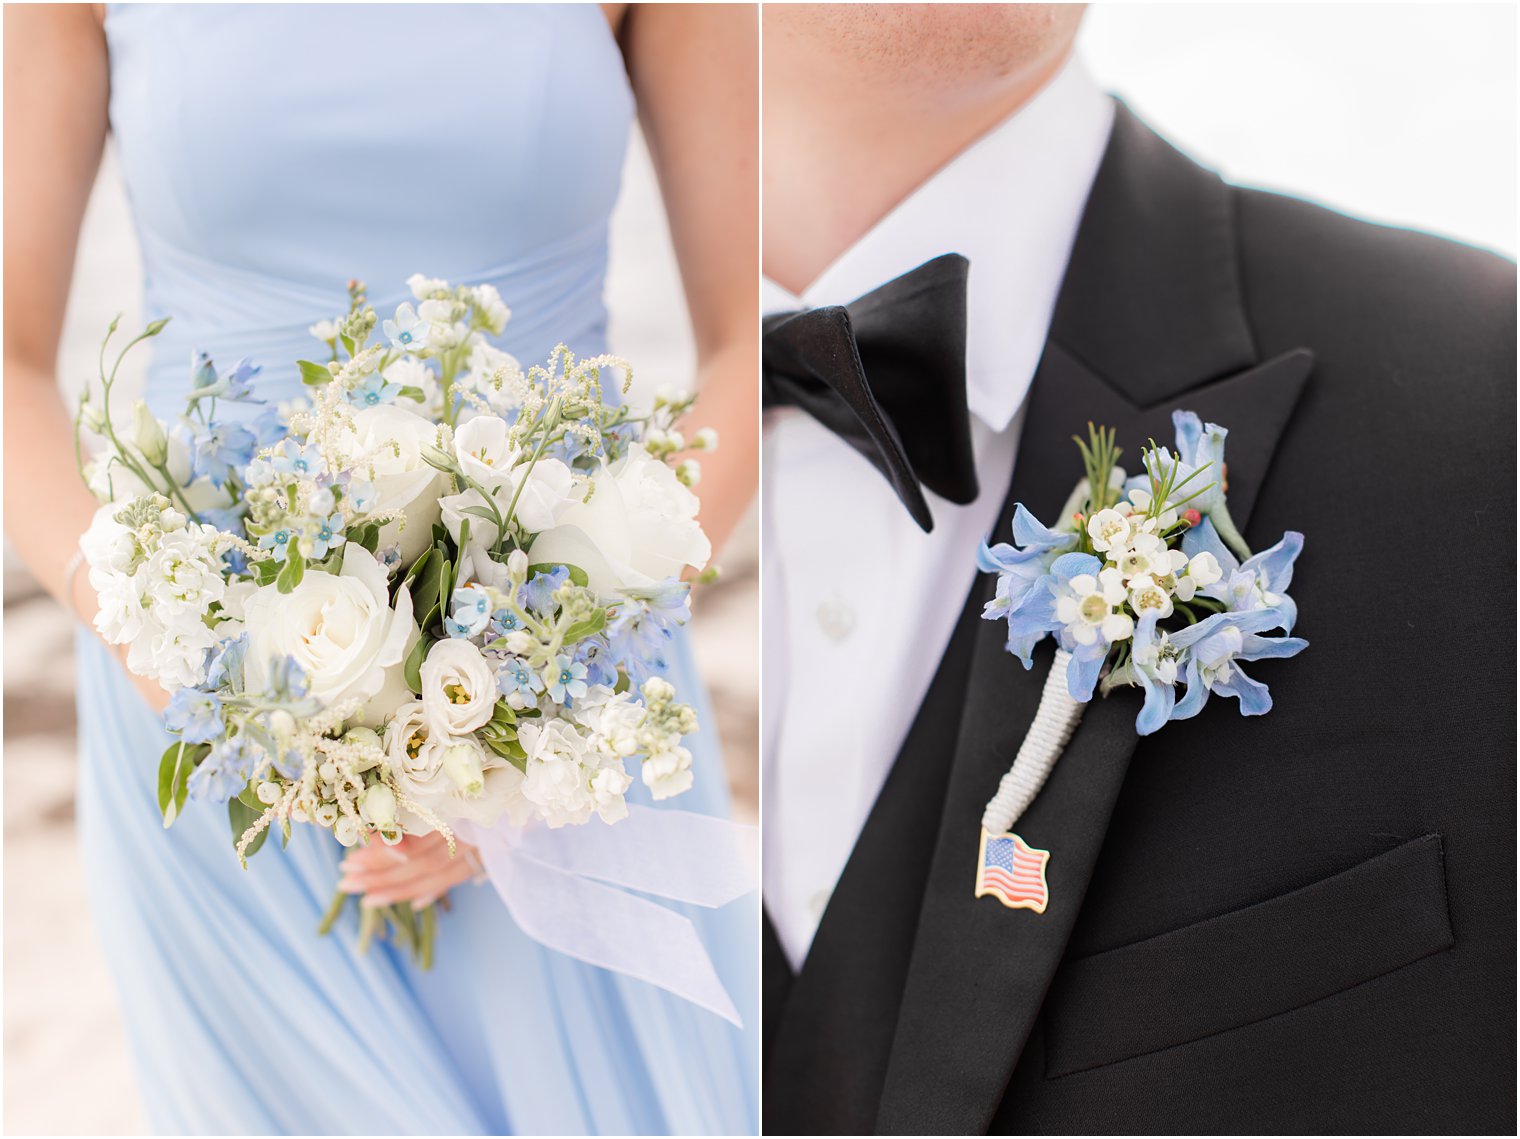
[762,253,977,533]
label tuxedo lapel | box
[873,105,1315,1134]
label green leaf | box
[275,547,305,594]
[228,796,268,859]
[156,739,207,828]
[253,557,282,586]
[397,385,427,402]
[404,632,434,695]
[339,333,356,358]
[529,562,588,588]
[298,359,332,387]
[349,521,380,554]
[236,782,264,812]
[483,733,528,771]
[563,607,608,645]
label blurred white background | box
[4,2,1515,1135]
[1079,3,1516,256]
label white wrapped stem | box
[981,648,1086,834]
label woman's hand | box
[337,831,482,909]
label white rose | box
[242,543,415,719]
[529,449,710,594]
[419,638,498,735]
[342,404,445,564]
[384,705,528,831]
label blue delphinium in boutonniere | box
[971,411,1306,911]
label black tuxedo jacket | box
[762,104,1516,1135]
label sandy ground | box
[3,135,758,1136]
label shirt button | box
[815,597,855,641]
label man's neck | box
[763,46,1074,295]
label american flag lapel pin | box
[975,827,1051,913]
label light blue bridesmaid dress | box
[76,6,758,1134]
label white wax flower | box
[242,543,415,716]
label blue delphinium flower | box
[164,688,224,744]
[248,406,287,448]
[1125,410,1250,559]
[1169,606,1308,721]
[204,636,247,694]
[446,584,492,638]
[201,501,249,538]
[306,512,346,559]
[347,373,401,409]
[1183,518,1305,633]
[498,656,544,701]
[543,654,588,704]
[576,635,619,688]
[186,421,257,488]
[1046,552,1117,701]
[270,438,323,479]
[191,351,218,391]
[977,504,1079,665]
[520,565,569,616]
[187,735,255,803]
[1126,612,1184,735]
[266,655,310,701]
[220,357,263,403]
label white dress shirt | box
[762,59,1116,970]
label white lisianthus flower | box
[641,744,694,800]
[385,702,529,830]
[529,449,710,594]
[84,433,232,515]
[452,415,516,487]
[420,638,498,735]
[242,543,415,716]
[440,456,575,544]
[340,403,445,564]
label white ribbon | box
[981,648,1086,834]
[455,806,756,1027]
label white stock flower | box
[529,449,710,594]
[420,638,497,735]
[517,718,601,828]
[642,744,694,800]
[242,543,415,719]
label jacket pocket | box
[1044,833,1454,1078]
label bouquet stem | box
[981,648,1086,835]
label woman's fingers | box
[337,835,478,905]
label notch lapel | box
[874,104,1316,1134]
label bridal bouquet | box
[76,276,717,963]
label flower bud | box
[266,709,297,743]
[676,459,701,487]
[507,549,530,580]
[442,743,486,797]
[505,631,535,655]
[334,814,361,846]
[131,400,169,466]
[318,761,339,784]
[80,398,107,433]
[314,801,339,828]
[256,781,282,806]
[359,783,398,827]
[692,427,718,451]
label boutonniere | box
[972,411,1307,911]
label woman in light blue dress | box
[3,5,759,1134]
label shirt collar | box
[763,57,1115,434]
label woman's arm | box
[3,5,112,615]
[618,3,759,560]
[3,6,169,713]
